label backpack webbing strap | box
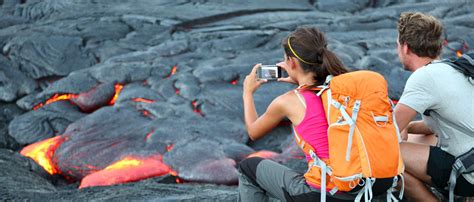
[293,126,333,202]
[448,148,474,202]
[354,178,375,202]
[294,90,306,108]
[389,99,402,143]
[346,100,361,161]
[331,99,360,161]
[386,175,404,202]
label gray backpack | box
[448,148,474,202]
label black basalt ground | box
[1,0,473,200]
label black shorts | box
[427,146,474,197]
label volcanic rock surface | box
[1,0,473,200]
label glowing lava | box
[79,155,172,188]
[457,50,463,57]
[165,65,178,78]
[166,144,174,152]
[132,98,155,103]
[144,131,153,141]
[191,100,204,116]
[108,84,123,105]
[33,94,78,110]
[230,79,238,85]
[246,150,279,159]
[20,136,67,175]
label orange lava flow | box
[132,98,155,103]
[79,155,172,188]
[20,136,66,175]
[168,169,182,183]
[246,150,279,159]
[391,99,399,105]
[33,94,78,110]
[108,84,123,105]
[456,50,463,57]
[166,66,177,78]
[230,79,238,85]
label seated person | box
[239,26,397,201]
[394,12,474,202]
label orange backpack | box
[293,71,404,202]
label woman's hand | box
[243,64,267,96]
[277,76,297,84]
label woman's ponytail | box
[321,49,348,77]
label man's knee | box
[238,157,264,186]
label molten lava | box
[108,84,123,105]
[33,93,78,110]
[169,169,182,183]
[246,150,279,159]
[457,50,463,57]
[166,144,174,152]
[230,79,238,85]
[132,98,155,103]
[139,109,152,118]
[144,131,153,141]
[165,65,178,78]
[20,136,67,175]
[79,155,173,188]
[191,100,204,116]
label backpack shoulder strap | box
[441,53,474,84]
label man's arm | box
[406,120,433,135]
[394,103,418,140]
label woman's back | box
[293,89,329,161]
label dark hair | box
[282,26,348,86]
[397,12,444,59]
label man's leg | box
[400,142,438,202]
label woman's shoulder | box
[270,89,300,109]
[279,89,299,101]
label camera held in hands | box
[256,65,282,81]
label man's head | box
[397,12,444,71]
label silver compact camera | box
[256,65,282,80]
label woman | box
[239,27,393,201]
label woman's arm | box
[243,64,286,141]
[244,95,286,140]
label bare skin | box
[395,40,439,202]
[242,55,315,141]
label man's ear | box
[402,43,411,55]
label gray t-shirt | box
[399,61,474,184]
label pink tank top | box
[293,89,329,161]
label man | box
[394,12,474,201]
